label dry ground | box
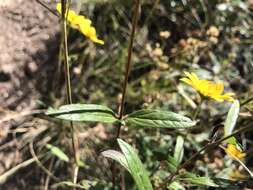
[0,0,59,188]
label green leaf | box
[168,181,186,190]
[182,172,218,187]
[77,160,86,168]
[103,140,153,190]
[46,104,119,124]
[167,155,178,173]
[103,139,153,190]
[117,139,153,190]
[101,150,129,172]
[46,144,69,162]
[185,177,218,187]
[174,136,184,164]
[224,100,240,144]
[125,109,196,129]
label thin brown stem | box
[192,98,203,120]
[29,142,59,182]
[61,0,79,188]
[120,169,126,190]
[44,158,55,190]
[156,121,253,189]
[241,97,253,107]
[35,0,59,17]
[116,0,140,138]
[0,158,36,185]
[112,1,140,190]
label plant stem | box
[0,158,36,185]
[156,121,253,189]
[112,1,140,189]
[29,142,59,182]
[35,0,59,17]
[193,97,203,120]
[116,0,140,138]
[61,0,79,188]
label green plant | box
[31,0,253,189]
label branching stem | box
[156,121,253,189]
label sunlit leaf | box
[174,136,184,164]
[77,160,86,168]
[46,104,119,124]
[168,181,186,190]
[101,150,129,172]
[46,144,69,162]
[185,176,218,187]
[167,155,178,173]
[182,172,218,187]
[125,109,196,129]
[224,100,240,144]
[117,139,153,190]
[102,139,153,190]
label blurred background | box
[0,0,252,189]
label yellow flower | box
[180,72,235,102]
[225,144,246,161]
[56,3,104,45]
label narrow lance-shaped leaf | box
[174,136,184,164]
[46,104,119,124]
[46,144,69,162]
[102,139,153,190]
[185,176,218,187]
[117,139,153,190]
[167,155,178,173]
[182,172,218,187]
[101,150,129,172]
[224,100,240,144]
[125,109,196,129]
[168,181,186,190]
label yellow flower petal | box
[190,72,199,82]
[220,93,235,102]
[79,25,104,45]
[214,83,224,94]
[56,3,104,45]
[69,15,84,27]
[184,72,198,84]
[90,37,104,45]
[225,144,246,161]
[56,3,62,13]
[180,78,193,86]
[180,72,235,102]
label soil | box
[0,0,59,188]
[0,0,59,110]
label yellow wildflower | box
[56,3,104,45]
[180,72,235,102]
[225,144,246,161]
